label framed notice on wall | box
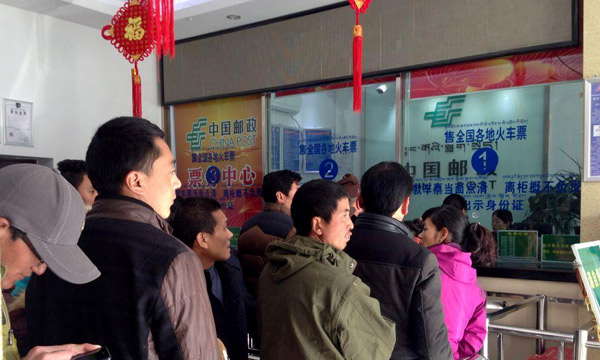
[584,78,600,181]
[3,99,33,147]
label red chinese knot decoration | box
[102,0,174,117]
[348,0,371,112]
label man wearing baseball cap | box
[1,163,101,360]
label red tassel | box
[132,67,142,117]
[353,24,363,112]
[150,0,175,59]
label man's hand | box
[23,344,100,360]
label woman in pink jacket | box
[418,206,496,360]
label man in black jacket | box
[344,162,452,360]
[172,197,249,360]
[27,117,219,359]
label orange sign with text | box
[173,95,263,226]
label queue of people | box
[2,116,496,360]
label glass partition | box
[268,80,397,182]
[403,81,583,236]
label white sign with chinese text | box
[3,99,33,147]
[403,81,582,230]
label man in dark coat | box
[26,117,219,360]
[344,161,453,360]
[172,197,250,360]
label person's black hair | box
[443,194,468,212]
[291,179,349,236]
[262,170,302,203]
[86,117,164,195]
[9,225,26,241]
[9,226,42,259]
[57,160,87,189]
[422,206,496,267]
[404,218,424,238]
[166,196,185,225]
[171,197,222,249]
[360,162,413,216]
[492,209,513,228]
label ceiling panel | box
[0,0,345,40]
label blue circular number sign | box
[319,159,339,180]
[471,148,499,175]
[206,166,221,186]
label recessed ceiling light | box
[226,15,241,20]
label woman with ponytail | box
[418,206,495,360]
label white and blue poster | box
[271,125,281,171]
[585,79,600,180]
[304,128,332,172]
[404,82,582,231]
[283,127,300,172]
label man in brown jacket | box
[27,117,219,359]
[238,169,301,297]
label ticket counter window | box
[268,81,397,181]
[403,80,582,238]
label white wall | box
[0,4,163,164]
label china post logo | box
[424,95,466,127]
[186,117,208,151]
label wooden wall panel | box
[163,0,575,104]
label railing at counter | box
[485,291,593,360]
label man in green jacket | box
[257,179,395,360]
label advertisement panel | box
[410,47,582,99]
[173,95,263,232]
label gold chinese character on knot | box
[124,16,145,41]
